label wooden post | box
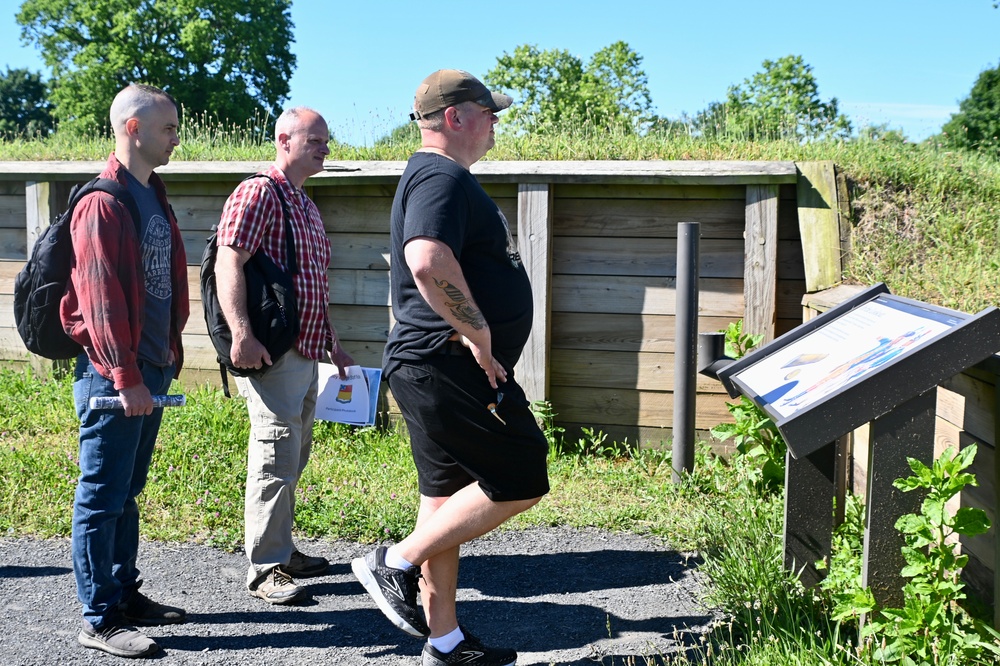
[863,389,936,608]
[784,441,836,586]
[796,161,843,293]
[994,373,1000,630]
[744,185,779,343]
[515,183,553,405]
[25,180,58,250]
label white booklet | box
[315,364,382,426]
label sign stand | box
[710,283,1000,606]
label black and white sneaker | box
[422,628,517,666]
[351,546,430,637]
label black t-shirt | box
[383,152,534,378]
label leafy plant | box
[860,444,1000,665]
[825,445,1000,665]
[532,400,566,458]
[710,321,787,491]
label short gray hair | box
[274,106,323,140]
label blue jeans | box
[71,354,173,628]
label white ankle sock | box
[429,626,465,653]
[384,546,414,571]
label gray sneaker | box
[78,621,160,659]
[249,566,308,604]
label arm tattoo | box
[433,278,486,330]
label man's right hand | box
[231,332,272,371]
[118,383,154,417]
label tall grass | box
[0,368,694,551]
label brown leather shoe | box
[248,567,308,604]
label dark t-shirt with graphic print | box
[124,169,172,367]
[384,151,533,379]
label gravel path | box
[2,527,713,665]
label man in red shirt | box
[66,83,190,659]
[215,107,354,604]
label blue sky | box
[1,0,998,146]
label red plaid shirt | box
[216,166,333,360]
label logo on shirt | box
[142,214,172,300]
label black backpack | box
[200,174,300,396]
[13,178,140,360]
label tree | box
[16,0,296,132]
[484,41,653,134]
[940,63,1000,156]
[693,55,851,141]
[0,67,54,137]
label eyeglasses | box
[487,391,506,425]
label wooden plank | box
[551,313,736,353]
[0,183,26,196]
[552,274,744,316]
[555,183,747,200]
[312,196,392,233]
[169,194,228,230]
[0,159,799,184]
[553,237,804,280]
[554,421,735,455]
[180,301,390,343]
[327,268,391,307]
[329,233,391,271]
[938,373,997,447]
[796,161,843,292]
[550,385,732,429]
[550,348,728,393]
[313,195,516,235]
[515,183,553,404]
[0,194,27,229]
[744,184,779,342]
[555,198,747,238]
[0,229,26,259]
[327,304,392,342]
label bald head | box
[273,106,330,188]
[110,84,176,137]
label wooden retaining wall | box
[0,159,839,447]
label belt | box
[439,340,472,356]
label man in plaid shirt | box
[215,107,354,604]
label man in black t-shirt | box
[352,70,549,666]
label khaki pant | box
[235,350,319,587]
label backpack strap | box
[70,178,142,237]
[242,173,297,275]
[216,173,300,397]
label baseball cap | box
[409,69,513,121]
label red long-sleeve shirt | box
[61,153,189,390]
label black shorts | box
[388,351,550,502]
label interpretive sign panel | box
[718,283,1000,458]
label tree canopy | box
[16,0,296,132]
[484,41,653,134]
[693,55,851,141]
[941,63,1000,156]
[0,67,54,137]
